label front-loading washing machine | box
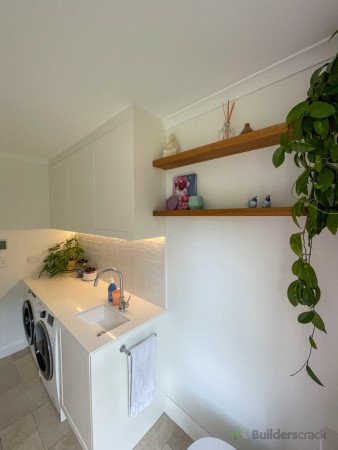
[22,288,38,365]
[33,301,65,422]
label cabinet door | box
[59,326,91,448]
[93,124,134,238]
[50,158,69,229]
[68,144,94,231]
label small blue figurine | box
[248,196,258,208]
[262,194,271,208]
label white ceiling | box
[1,0,337,160]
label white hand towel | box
[128,334,156,418]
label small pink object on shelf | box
[112,289,121,307]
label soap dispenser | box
[108,278,117,302]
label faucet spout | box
[93,268,128,310]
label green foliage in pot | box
[272,41,338,386]
[39,236,85,278]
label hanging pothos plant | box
[272,39,338,387]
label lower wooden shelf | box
[153,207,294,216]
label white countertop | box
[23,274,166,354]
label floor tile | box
[11,431,44,450]
[162,445,172,450]
[134,414,183,450]
[48,431,82,450]
[0,377,48,432]
[32,400,70,449]
[0,359,21,395]
[167,427,193,450]
[12,348,30,362]
[0,413,36,449]
[14,355,38,383]
[152,414,180,444]
[0,355,14,370]
[133,434,166,450]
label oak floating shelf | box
[153,207,294,217]
[153,122,287,170]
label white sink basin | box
[77,305,129,335]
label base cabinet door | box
[59,326,92,449]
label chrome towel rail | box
[119,333,157,357]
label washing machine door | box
[34,321,53,381]
[22,300,35,345]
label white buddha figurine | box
[163,133,180,158]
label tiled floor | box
[133,414,193,450]
[0,348,80,450]
[0,348,193,450]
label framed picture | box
[172,174,197,210]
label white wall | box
[0,154,50,229]
[164,65,338,449]
[0,229,71,357]
[0,154,71,357]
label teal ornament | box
[188,196,204,209]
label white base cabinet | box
[59,317,166,450]
[50,105,166,239]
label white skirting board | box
[165,395,211,441]
[0,338,27,359]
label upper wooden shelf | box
[153,122,287,170]
[153,207,294,217]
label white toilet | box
[188,437,237,449]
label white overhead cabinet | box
[49,105,166,239]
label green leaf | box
[286,101,308,124]
[313,286,321,306]
[306,365,324,387]
[307,101,335,118]
[298,310,315,323]
[307,201,318,223]
[296,282,305,305]
[292,117,303,140]
[287,280,299,307]
[330,144,338,162]
[292,199,306,227]
[294,153,301,168]
[295,171,309,195]
[301,263,318,288]
[310,66,325,86]
[317,188,334,208]
[325,85,338,95]
[280,131,289,146]
[302,286,315,307]
[292,259,303,277]
[327,210,338,228]
[290,142,315,152]
[314,154,322,172]
[272,146,285,167]
[312,311,327,333]
[313,118,329,137]
[316,167,335,192]
[309,336,317,350]
[290,233,303,257]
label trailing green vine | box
[272,41,338,386]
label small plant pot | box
[65,260,77,272]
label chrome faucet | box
[93,268,129,311]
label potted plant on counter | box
[39,236,85,278]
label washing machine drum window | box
[22,300,34,345]
[34,321,53,381]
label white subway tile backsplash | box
[77,234,166,308]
